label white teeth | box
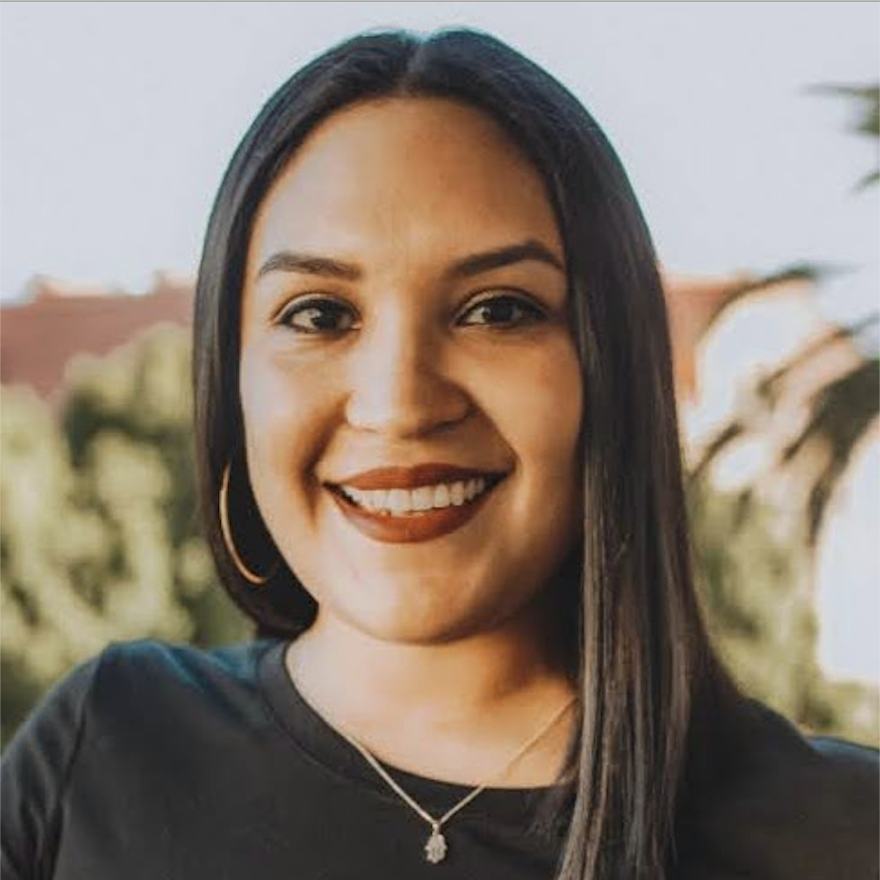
[350,488,384,510]
[433,484,450,508]
[387,488,411,514]
[411,486,434,511]
[339,476,493,515]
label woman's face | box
[240,97,583,644]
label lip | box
[326,472,507,544]
[332,463,507,491]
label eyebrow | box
[445,240,565,279]
[256,252,361,281]
[255,239,565,283]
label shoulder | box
[1,640,284,878]
[809,733,879,781]
[2,639,283,807]
[93,637,275,689]
[742,702,877,821]
[684,699,878,879]
[807,732,878,800]
[83,638,282,729]
[5,638,281,766]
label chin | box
[331,586,504,647]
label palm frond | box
[781,357,879,540]
[691,314,879,542]
[855,170,880,191]
[698,262,849,338]
[805,83,879,138]
[804,83,879,190]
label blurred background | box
[1,2,878,747]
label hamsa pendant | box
[425,827,448,864]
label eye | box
[277,297,359,334]
[457,294,546,328]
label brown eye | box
[278,298,359,334]
[458,295,545,328]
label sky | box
[1,2,878,327]
[1,3,879,682]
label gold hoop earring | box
[219,462,276,586]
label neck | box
[293,612,570,721]
[285,595,578,787]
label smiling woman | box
[2,28,877,880]
[238,97,581,649]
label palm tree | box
[691,83,878,543]
[685,84,879,744]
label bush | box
[0,327,247,747]
[688,475,878,746]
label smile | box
[325,465,508,543]
[338,477,491,515]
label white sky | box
[1,2,878,327]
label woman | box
[2,28,876,880]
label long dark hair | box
[193,28,738,880]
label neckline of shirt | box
[257,637,571,829]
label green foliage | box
[0,327,248,747]
[687,82,880,747]
[688,475,879,747]
[688,477,814,709]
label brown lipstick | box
[326,463,507,544]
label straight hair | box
[193,28,738,879]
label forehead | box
[248,97,562,267]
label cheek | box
[480,337,583,475]
[239,349,335,506]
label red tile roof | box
[1,275,194,408]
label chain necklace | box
[336,697,576,865]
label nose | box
[344,316,471,438]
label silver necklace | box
[337,697,576,865]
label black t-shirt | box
[1,639,877,879]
